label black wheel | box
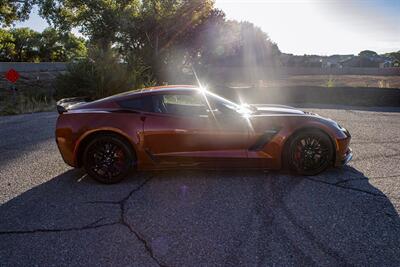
[287,130,334,175]
[83,135,135,184]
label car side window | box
[118,96,153,112]
[152,93,208,116]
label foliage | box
[384,51,400,62]
[37,0,140,49]
[0,27,87,62]
[129,0,216,80]
[358,50,378,58]
[39,28,87,61]
[9,27,41,61]
[55,48,155,100]
[36,0,280,82]
[0,28,15,61]
[0,0,35,26]
[194,20,280,67]
[3,0,283,99]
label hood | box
[251,104,305,115]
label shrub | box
[55,48,156,100]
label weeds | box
[378,80,390,88]
[0,92,55,115]
[326,76,335,88]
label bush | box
[55,49,156,100]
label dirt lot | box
[263,75,400,89]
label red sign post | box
[5,69,20,83]
[5,68,20,102]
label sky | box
[14,0,400,55]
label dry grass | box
[0,90,55,116]
[266,75,400,88]
[225,75,400,89]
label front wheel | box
[83,135,135,184]
[287,130,334,175]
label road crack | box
[303,177,386,197]
[86,177,168,267]
[0,177,167,267]
[0,219,119,236]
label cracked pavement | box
[0,107,399,266]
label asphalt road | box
[0,107,399,266]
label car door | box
[142,90,250,169]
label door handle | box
[174,129,187,133]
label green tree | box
[38,0,140,50]
[0,27,87,62]
[133,0,216,80]
[359,50,378,58]
[38,0,281,85]
[39,27,87,61]
[187,19,280,72]
[62,32,87,60]
[0,0,35,26]
[0,28,15,61]
[10,27,41,61]
[38,0,216,80]
[384,51,400,61]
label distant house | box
[342,53,397,68]
[341,56,380,68]
[322,55,354,68]
[379,58,400,68]
[280,54,324,67]
[279,52,399,69]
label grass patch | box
[325,76,335,88]
[0,91,55,116]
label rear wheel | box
[83,135,135,184]
[287,130,334,175]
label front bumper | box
[340,147,353,165]
[334,128,352,167]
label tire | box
[286,130,334,176]
[83,134,135,184]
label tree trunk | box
[155,34,159,57]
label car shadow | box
[0,166,399,266]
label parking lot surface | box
[0,107,399,266]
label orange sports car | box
[55,85,352,184]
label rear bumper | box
[56,135,77,167]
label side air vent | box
[249,128,281,151]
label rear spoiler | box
[56,97,90,114]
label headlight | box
[338,124,351,137]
